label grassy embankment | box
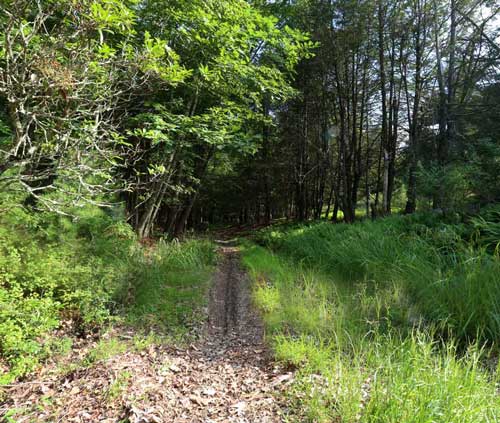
[0,196,215,385]
[242,209,500,422]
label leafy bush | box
[0,199,215,383]
[0,205,132,382]
[0,290,60,383]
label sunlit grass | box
[125,239,216,341]
[242,215,500,422]
[252,214,500,342]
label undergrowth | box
[253,209,500,343]
[125,238,215,338]
[0,194,215,384]
[243,209,500,422]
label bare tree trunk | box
[378,0,390,215]
[433,0,449,210]
[405,0,426,214]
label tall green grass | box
[254,213,500,343]
[243,213,500,422]
[470,204,500,254]
[126,238,215,338]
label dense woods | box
[2,0,498,235]
[207,0,500,225]
[1,0,313,238]
[1,1,499,421]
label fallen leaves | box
[1,248,294,422]
[203,387,216,396]
[169,363,181,373]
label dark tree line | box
[1,0,499,236]
[1,0,312,237]
[193,0,500,229]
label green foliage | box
[470,204,500,254]
[0,204,129,382]
[0,0,203,210]
[416,163,472,210]
[467,138,500,204]
[252,214,500,343]
[120,0,314,237]
[0,196,215,383]
[0,291,59,384]
[242,220,500,421]
[83,338,128,366]
[126,238,215,339]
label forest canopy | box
[0,0,313,237]
[1,2,500,420]
[1,0,499,234]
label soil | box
[0,246,293,422]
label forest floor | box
[1,245,293,423]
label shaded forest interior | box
[1,0,498,237]
[195,0,500,229]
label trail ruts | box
[207,245,265,348]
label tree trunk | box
[378,0,390,215]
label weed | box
[84,338,128,365]
[105,370,132,400]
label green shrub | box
[0,200,216,382]
[0,289,60,384]
[0,203,215,383]
[0,205,132,382]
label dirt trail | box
[208,245,265,347]
[1,246,291,423]
[163,245,285,422]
